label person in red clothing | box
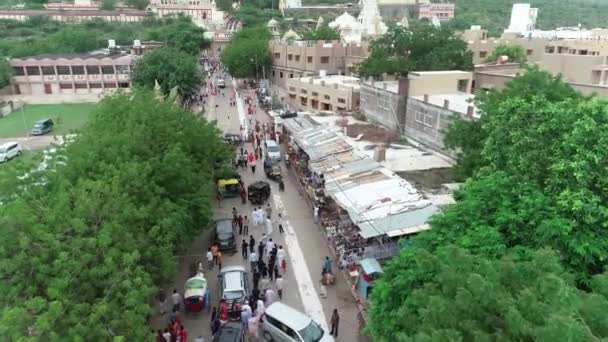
[179,325,187,342]
[219,299,229,323]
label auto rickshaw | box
[248,181,271,204]
[184,268,209,313]
[218,178,241,198]
[264,158,282,181]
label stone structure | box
[377,0,428,21]
[286,75,360,112]
[0,9,146,23]
[7,51,132,96]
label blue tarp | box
[360,258,383,275]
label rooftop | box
[411,93,479,118]
[293,75,361,90]
[361,80,399,93]
[12,51,131,61]
[283,115,441,239]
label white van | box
[265,140,281,162]
[0,142,22,163]
[262,302,334,342]
[217,78,226,88]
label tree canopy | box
[485,44,527,64]
[301,22,341,41]
[367,245,608,341]
[0,56,11,88]
[356,23,473,79]
[0,90,230,339]
[148,14,210,55]
[221,26,271,79]
[132,47,203,96]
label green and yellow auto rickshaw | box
[217,178,241,198]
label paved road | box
[0,135,71,150]
[149,75,367,341]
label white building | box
[506,3,538,35]
[279,0,302,13]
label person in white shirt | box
[265,217,273,236]
[260,276,270,291]
[277,246,286,271]
[206,248,214,270]
[241,300,253,317]
[248,251,258,272]
[171,289,181,311]
[275,275,284,299]
[265,239,275,259]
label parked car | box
[219,266,250,315]
[212,321,244,342]
[217,78,226,88]
[0,142,22,163]
[215,219,237,252]
[265,140,281,162]
[31,118,54,135]
[262,302,334,342]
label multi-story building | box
[148,0,216,25]
[269,39,368,91]
[377,0,428,21]
[0,9,146,23]
[286,75,360,112]
[414,3,454,21]
[8,52,132,96]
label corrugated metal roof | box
[284,116,439,239]
[360,258,383,275]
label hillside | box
[453,0,608,36]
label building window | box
[323,95,330,100]
[115,65,129,74]
[274,53,280,59]
[89,83,102,88]
[479,51,487,58]
[119,82,130,88]
[74,83,88,89]
[101,66,115,74]
[289,73,293,78]
[415,110,434,128]
[338,98,346,103]
[272,70,275,77]
[71,66,85,75]
[104,82,117,88]
[279,72,283,78]
[301,89,307,94]
[59,83,73,89]
[288,54,293,61]
[378,93,390,109]
[295,55,300,62]
[457,79,469,92]
[12,66,25,76]
[320,56,329,64]
[300,97,307,106]
[25,66,40,75]
[307,56,313,63]
[56,66,70,75]
[312,92,318,96]
[526,49,533,56]
[41,66,55,75]
[87,65,100,74]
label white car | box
[0,142,22,163]
[263,302,335,342]
[265,139,281,162]
[217,78,226,88]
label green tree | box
[234,4,279,27]
[367,245,608,341]
[221,26,271,79]
[485,43,527,63]
[356,23,473,79]
[48,28,103,54]
[0,90,230,339]
[100,0,116,10]
[132,47,203,96]
[153,15,210,55]
[124,0,149,10]
[301,22,341,41]
[0,56,11,88]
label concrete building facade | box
[414,3,454,21]
[8,52,132,96]
[377,0,428,21]
[0,10,146,23]
[269,39,368,90]
[286,75,360,112]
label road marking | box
[272,193,329,330]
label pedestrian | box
[242,300,252,317]
[241,305,251,330]
[240,186,247,204]
[258,145,263,159]
[249,235,255,253]
[179,325,187,342]
[162,328,171,342]
[156,329,164,342]
[158,290,168,315]
[237,214,244,235]
[249,250,258,272]
[232,207,238,229]
[242,240,249,259]
[278,223,284,233]
[323,256,332,274]
[265,203,272,219]
[258,241,265,259]
[313,205,320,224]
[217,251,223,269]
[219,299,229,323]
[206,247,214,270]
[268,260,275,281]
[265,238,275,259]
[264,288,277,307]
[277,246,285,270]
[276,213,284,233]
[243,216,249,235]
[330,309,340,337]
[195,336,204,342]
[253,271,260,290]
[171,289,181,312]
[265,216,273,236]
[211,243,219,265]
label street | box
[149,74,366,341]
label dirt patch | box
[343,123,397,144]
